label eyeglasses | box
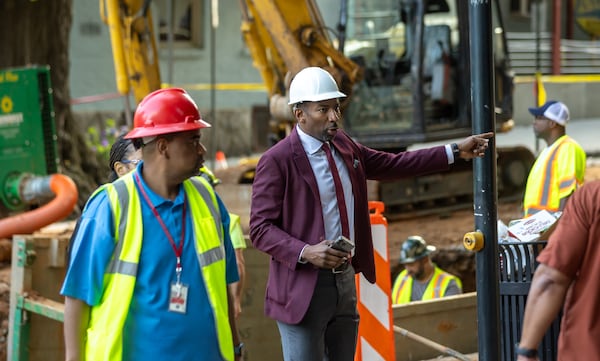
[121,159,141,165]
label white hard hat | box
[288,67,347,105]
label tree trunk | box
[0,0,103,212]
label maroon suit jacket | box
[249,127,449,324]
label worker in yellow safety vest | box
[199,165,247,319]
[392,236,462,304]
[61,88,244,360]
[523,100,586,217]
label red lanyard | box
[134,173,186,272]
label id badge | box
[169,282,189,314]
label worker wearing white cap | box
[523,100,586,217]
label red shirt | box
[537,180,600,360]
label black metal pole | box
[468,1,501,360]
[411,0,425,133]
[336,0,347,53]
[535,0,542,152]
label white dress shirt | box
[297,126,355,244]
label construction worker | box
[199,165,247,319]
[523,100,586,217]
[392,236,462,304]
[108,134,141,181]
[61,88,243,360]
[107,142,247,319]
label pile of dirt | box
[388,160,600,292]
[388,200,522,292]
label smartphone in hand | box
[330,236,354,253]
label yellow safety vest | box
[523,135,586,217]
[83,173,234,361]
[391,266,462,305]
[228,213,246,250]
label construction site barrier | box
[354,201,395,361]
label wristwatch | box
[234,342,245,357]
[515,344,537,358]
[451,143,460,159]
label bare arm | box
[228,248,246,319]
[517,264,571,360]
[63,296,90,361]
[227,289,242,360]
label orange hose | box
[0,174,78,239]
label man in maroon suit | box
[249,67,492,361]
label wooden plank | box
[21,296,65,322]
[236,245,283,361]
[394,292,478,361]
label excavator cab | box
[341,0,514,151]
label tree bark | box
[0,0,103,212]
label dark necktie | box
[322,142,350,238]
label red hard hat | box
[124,88,211,139]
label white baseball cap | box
[528,100,570,126]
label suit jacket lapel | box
[290,127,321,198]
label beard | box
[409,264,426,281]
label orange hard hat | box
[125,88,211,139]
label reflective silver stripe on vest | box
[200,246,225,267]
[433,273,446,298]
[107,179,138,277]
[189,177,225,267]
[539,143,563,208]
[394,274,410,302]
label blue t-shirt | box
[61,167,239,361]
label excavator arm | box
[102,0,363,120]
[238,0,362,122]
[100,0,161,105]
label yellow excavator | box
[101,0,535,217]
[100,0,160,105]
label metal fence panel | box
[498,240,561,361]
[507,32,600,74]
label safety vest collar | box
[392,265,461,304]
